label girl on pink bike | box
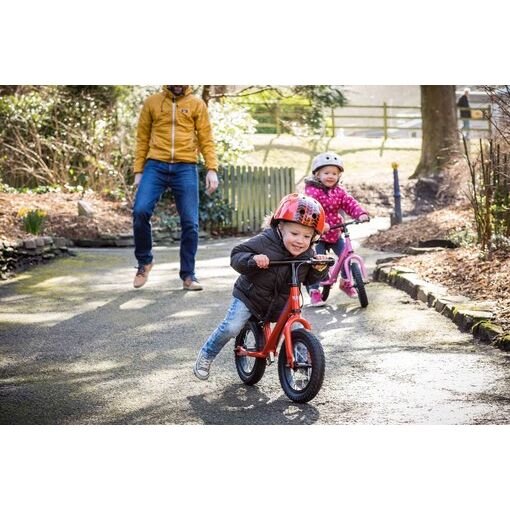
[304,152,369,307]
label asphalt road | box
[1,220,510,424]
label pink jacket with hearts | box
[304,178,368,244]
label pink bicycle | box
[319,219,370,308]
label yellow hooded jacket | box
[134,86,218,173]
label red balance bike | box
[234,257,335,403]
[319,219,370,308]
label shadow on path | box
[187,383,321,425]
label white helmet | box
[311,152,344,174]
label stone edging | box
[373,258,510,352]
[73,228,209,248]
[1,229,212,278]
[1,236,72,280]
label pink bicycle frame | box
[320,229,368,286]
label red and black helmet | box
[270,193,325,235]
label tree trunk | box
[202,85,212,105]
[412,85,460,178]
[212,85,228,97]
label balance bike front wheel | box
[351,262,368,308]
[234,319,266,385]
[278,329,325,403]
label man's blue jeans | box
[133,159,199,281]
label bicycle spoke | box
[286,341,312,391]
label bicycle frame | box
[235,258,333,368]
[320,221,368,287]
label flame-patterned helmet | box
[270,193,325,235]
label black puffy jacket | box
[231,227,328,322]
[457,95,471,119]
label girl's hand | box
[312,253,329,271]
[358,214,370,222]
[323,222,330,233]
[253,254,270,269]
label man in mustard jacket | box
[132,85,218,290]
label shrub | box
[207,100,257,164]
[0,86,139,193]
[464,138,510,251]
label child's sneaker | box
[309,289,325,307]
[193,350,213,380]
[340,279,357,298]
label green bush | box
[155,165,233,234]
[198,165,233,232]
[0,86,139,192]
[207,100,257,164]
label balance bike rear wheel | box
[234,319,266,385]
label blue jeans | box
[462,118,471,138]
[200,297,252,359]
[308,237,346,291]
[133,159,199,281]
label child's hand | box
[358,214,370,222]
[323,222,330,233]
[312,254,329,271]
[253,254,270,269]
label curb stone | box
[373,258,509,352]
[1,228,212,279]
[1,235,73,280]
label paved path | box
[1,220,510,424]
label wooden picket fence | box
[219,165,295,233]
[238,101,492,139]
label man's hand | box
[205,170,218,195]
[134,173,142,187]
[253,254,270,269]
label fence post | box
[383,102,388,141]
[331,107,336,137]
[390,162,402,225]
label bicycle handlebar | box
[269,258,335,267]
[328,218,370,231]
[248,257,335,268]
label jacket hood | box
[304,176,337,193]
[162,85,192,99]
[263,226,286,251]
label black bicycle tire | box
[278,329,325,403]
[351,262,368,308]
[234,320,266,385]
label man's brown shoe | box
[133,262,154,288]
[183,278,203,291]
